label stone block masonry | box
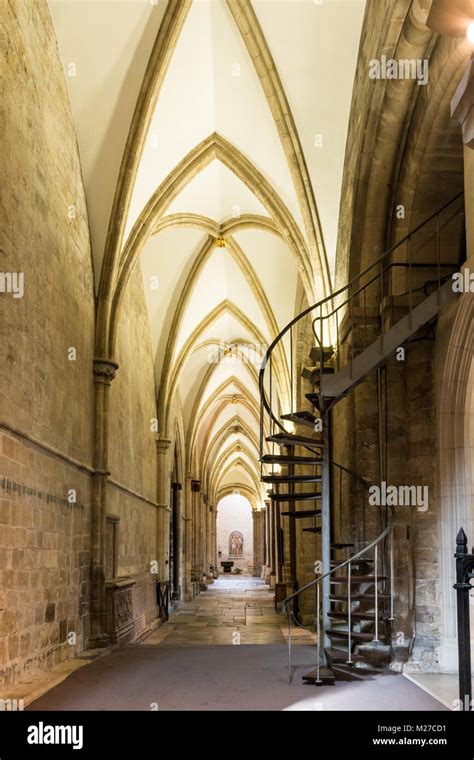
[0,1,161,686]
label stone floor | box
[28,577,446,711]
[143,575,316,647]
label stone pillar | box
[211,505,218,576]
[90,357,119,647]
[184,473,193,600]
[252,509,264,577]
[200,492,207,588]
[156,438,172,582]
[206,503,214,580]
[191,480,201,592]
[268,500,277,588]
[263,501,271,583]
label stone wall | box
[107,264,160,636]
[0,0,95,685]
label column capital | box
[93,357,119,385]
[156,437,172,454]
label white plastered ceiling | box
[49,0,365,504]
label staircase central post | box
[321,410,331,651]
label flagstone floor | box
[28,576,446,711]
[143,575,316,647]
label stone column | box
[252,509,265,577]
[191,480,201,592]
[263,501,271,583]
[184,473,193,600]
[210,505,217,576]
[156,438,172,582]
[206,503,214,580]
[268,500,276,588]
[200,492,208,587]
[90,357,119,647]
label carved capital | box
[93,357,119,385]
[156,437,172,454]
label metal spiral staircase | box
[258,192,464,685]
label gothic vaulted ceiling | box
[48,0,365,505]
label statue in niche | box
[229,531,243,557]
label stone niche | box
[105,578,136,646]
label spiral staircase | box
[258,192,465,685]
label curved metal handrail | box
[258,191,464,438]
[283,506,394,614]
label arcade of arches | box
[1,0,474,710]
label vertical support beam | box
[263,506,267,569]
[274,495,283,583]
[321,410,331,649]
[455,528,472,711]
[90,358,119,647]
[191,480,201,590]
[252,509,259,576]
[184,473,193,600]
[156,438,172,583]
[269,499,276,587]
[252,508,265,577]
[201,492,207,585]
[286,445,297,595]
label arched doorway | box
[436,286,474,671]
[216,494,253,574]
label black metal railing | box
[259,191,464,454]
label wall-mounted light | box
[467,20,474,42]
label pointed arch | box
[162,300,287,438]
[96,0,192,356]
[186,376,270,471]
[153,212,279,238]
[227,0,330,297]
[216,485,259,511]
[201,415,260,479]
[106,132,315,356]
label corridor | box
[3,0,474,721]
[142,576,313,647]
[28,578,445,712]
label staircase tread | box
[266,432,324,447]
[310,346,335,362]
[281,509,321,518]
[328,611,390,621]
[302,366,335,375]
[325,647,364,664]
[330,575,388,583]
[330,594,390,600]
[326,629,387,642]
[262,474,321,483]
[261,454,322,464]
[281,411,318,423]
[302,666,335,684]
[267,492,322,502]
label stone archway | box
[435,266,474,671]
